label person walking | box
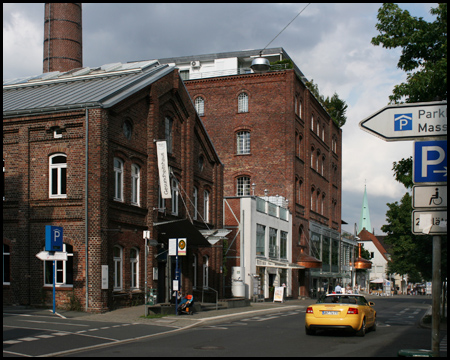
[334,283,342,294]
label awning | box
[199,229,232,245]
[256,258,304,270]
[153,219,211,247]
[370,278,385,283]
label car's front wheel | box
[355,318,366,337]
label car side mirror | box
[369,301,375,306]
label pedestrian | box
[334,283,342,294]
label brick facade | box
[183,69,342,297]
[3,69,224,311]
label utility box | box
[147,289,157,305]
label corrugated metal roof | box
[3,60,174,116]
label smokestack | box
[43,3,82,73]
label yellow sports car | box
[305,294,376,336]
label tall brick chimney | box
[43,3,82,73]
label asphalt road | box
[3,295,446,357]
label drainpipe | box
[85,108,89,311]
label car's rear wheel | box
[305,327,316,335]
[356,318,366,337]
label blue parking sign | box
[45,225,63,252]
[414,140,447,183]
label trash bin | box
[397,349,434,357]
[147,288,157,305]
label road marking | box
[17,337,39,342]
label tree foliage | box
[305,79,347,127]
[392,156,413,189]
[371,3,447,103]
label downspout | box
[85,108,89,311]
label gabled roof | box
[358,229,390,262]
[3,60,174,117]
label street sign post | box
[45,225,63,252]
[359,101,447,141]
[413,140,447,183]
[413,185,447,209]
[412,210,447,235]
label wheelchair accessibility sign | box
[414,140,447,183]
[413,185,447,209]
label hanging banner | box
[156,141,171,199]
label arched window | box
[195,96,205,116]
[238,92,248,113]
[113,245,123,290]
[131,164,140,206]
[237,131,251,154]
[130,247,139,289]
[49,153,67,198]
[113,158,123,201]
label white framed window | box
[311,115,314,130]
[237,131,250,154]
[114,158,123,201]
[130,247,139,289]
[171,177,179,215]
[131,164,140,206]
[195,96,205,116]
[165,117,173,153]
[44,244,73,286]
[3,244,10,285]
[49,154,67,198]
[237,176,250,196]
[113,245,123,291]
[203,190,210,223]
[238,92,248,113]
[158,185,165,212]
[193,187,198,220]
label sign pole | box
[53,259,56,314]
[431,235,441,356]
[175,241,179,316]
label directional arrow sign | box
[36,251,68,261]
[359,101,447,141]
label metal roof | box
[3,60,174,117]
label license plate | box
[322,311,339,315]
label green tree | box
[381,193,433,280]
[372,3,447,103]
[305,79,347,127]
[392,156,413,189]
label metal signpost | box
[169,238,186,315]
[359,101,447,356]
[38,226,65,314]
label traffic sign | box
[413,185,447,209]
[36,251,68,261]
[359,101,447,141]
[45,225,63,252]
[412,210,447,235]
[413,140,447,183]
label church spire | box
[359,183,372,233]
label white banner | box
[156,141,171,199]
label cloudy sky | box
[3,3,438,235]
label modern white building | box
[224,196,303,300]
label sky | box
[3,3,438,235]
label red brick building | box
[3,61,224,311]
[160,49,343,297]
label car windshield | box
[317,295,367,305]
